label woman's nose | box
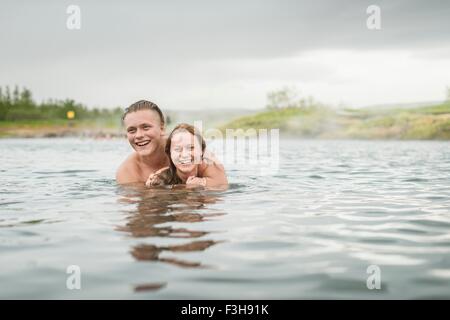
[181,148,190,157]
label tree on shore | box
[0,86,123,122]
[266,87,320,110]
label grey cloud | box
[1,0,449,64]
[1,0,449,108]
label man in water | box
[116,100,228,187]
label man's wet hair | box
[122,100,165,126]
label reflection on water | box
[116,185,225,291]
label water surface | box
[1,138,450,299]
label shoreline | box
[0,120,124,139]
[2,127,450,140]
[0,128,125,139]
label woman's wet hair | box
[122,100,165,126]
[164,123,206,184]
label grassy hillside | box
[220,102,450,140]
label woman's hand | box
[145,167,169,187]
[186,176,207,187]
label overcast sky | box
[1,0,450,110]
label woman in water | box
[145,123,227,188]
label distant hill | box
[220,102,450,140]
[164,108,256,130]
[360,100,444,111]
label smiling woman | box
[146,123,209,187]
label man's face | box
[123,110,164,156]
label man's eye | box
[128,129,136,133]
[143,125,151,129]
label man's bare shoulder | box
[116,153,140,184]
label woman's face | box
[123,110,164,156]
[170,130,203,174]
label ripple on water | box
[1,139,450,299]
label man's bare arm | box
[116,160,140,184]
[116,166,132,184]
